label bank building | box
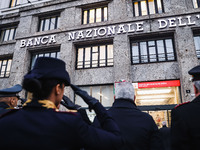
[0,0,199,128]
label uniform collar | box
[23,99,58,111]
[112,98,137,109]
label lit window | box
[133,0,164,16]
[75,85,114,107]
[82,6,108,24]
[0,27,17,42]
[76,44,113,69]
[131,38,176,64]
[31,51,60,69]
[9,0,20,8]
[193,0,200,8]
[38,15,60,32]
[0,58,12,78]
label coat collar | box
[112,98,137,109]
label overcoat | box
[93,99,162,150]
[171,95,200,150]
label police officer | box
[0,84,22,112]
[0,57,123,150]
[171,65,200,150]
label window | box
[75,85,114,107]
[9,0,20,8]
[131,38,176,64]
[82,6,108,24]
[0,27,17,42]
[38,15,60,32]
[76,44,113,69]
[31,51,60,69]
[193,0,200,8]
[133,0,164,16]
[0,57,12,78]
[194,35,200,58]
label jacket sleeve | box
[171,108,190,150]
[76,102,124,150]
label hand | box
[61,95,81,110]
[70,84,99,110]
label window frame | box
[130,36,176,64]
[9,0,19,8]
[82,6,108,24]
[30,49,60,69]
[0,57,12,78]
[193,0,200,8]
[0,27,17,42]
[132,0,164,16]
[193,34,200,59]
[76,42,114,69]
[38,14,60,32]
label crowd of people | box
[0,56,199,150]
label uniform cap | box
[114,80,135,100]
[0,84,22,98]
[188,65,200,81]
[24,57,70,85]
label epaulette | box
[56,109,78,115]
[174,101,190,109]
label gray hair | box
[115,82,135,100]
[194,81,200,92]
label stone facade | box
[0,0,199,103]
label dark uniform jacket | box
[171,95,200,150]
[0,99,123,150]
[93,99,162,150]
[0,102,10,115]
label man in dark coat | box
[171,65,200,150]
[0,84,22,113]
[159,121,171,150]
[0,57,123,150]
[93,81,162,150]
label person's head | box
[162,121,167,127]
[188,65,200,97]
[114,80,135,101]
[22,57,70,107]
[0,84,22,107]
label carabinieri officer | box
[171,65,200,150]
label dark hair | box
[22,78,65,100]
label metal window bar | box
[94,8,97,23]
[197,0,200,7]
[154,0,158,13]
[155,40,159,61]
[163,39,169,61]
[138,42,142,63]
[146,0,150,15]
[1,30,6,42]
[102,7,104,22]
[105,45,108,66]
[12,28,16,40]
[4,60,9,77]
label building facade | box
[0,0,200,127]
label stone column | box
[175,27,199,102]
[113,34,131,82]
